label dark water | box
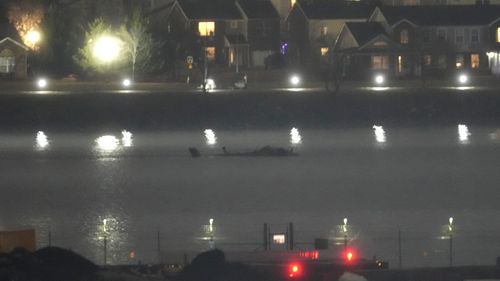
[0,125,500,268]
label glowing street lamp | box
[26,30,41,49]
[93,35,121,63]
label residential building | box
[379,0,500,5]
[286,0,374,65]
[236,0,281,67]
[0,37,28,79]
[166,0,250,67]
[333,5,500,78]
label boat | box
[189,146,298,158]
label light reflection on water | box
[458,124,471,144]
[290,127,302,145]
[35,131,49,150]
[373,125,387,144]
[204,129,217,146]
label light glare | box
[93,36,121,62]
[122,79,131,87]
[458,74,468,84]
[96,135,120,151]
[290,75,301,86]
[375,75,385,85]
[37,78,47,89]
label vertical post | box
[289,222,294,251]
[157,229,161,264]
[268,225,272,251]
[449,233,453,267]
[48,227,52,247]
[344,235,348,251]
[398,228,402,269]
[103,235,107,265]
[263,223,268,250]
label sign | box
[0,229,36,253]
[186,56,194,64]
[273,234,286,244]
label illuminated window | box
[321,26,328,36]
[372,55,389,70]
[456,54,464,68]
[320,47,329,56]
[273,234,286,244]
[0,49,15,73]
[496,27,500,43]
[423,55,432,66]
[400,29,409,44]
[290,0,296,7]
[471,53,480,69]
[205,47,215,61]
[199,22,215,36]
[397,55,403,73]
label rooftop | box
[345,22,387,46]
[297,0,374,20]
[379,5,500,26]
[177,0,243,20]
[237,0,279,19]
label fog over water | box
[0,126,500,267]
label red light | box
[288,262,302,278]
[344,249,356,262]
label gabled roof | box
[345,22,387,47]
[379,5,500,26]
[237,0,279,19]
[177,0,243,20]
[297,0,374,20]
[0,37,29,51]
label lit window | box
[290,0,296,7]
[321,26,328,36]
[320,47,329,56]
[205,47,215,61]
[0,49,15,73]
[397,55,403,73]
[400,29,409,44]
[372,55,389,70]
[496,27,500,43]
[273,234,286,244]
[199,22,215,36]
[471,53,480,69]
[456,54,464,68]
[423,55,432,66]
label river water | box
[0,125,500,268]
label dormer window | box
[199,22,215,36]
[400,29,409,44]
[290,0,296,7]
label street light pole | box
[448,217,454,267]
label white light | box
[373,125,386,143]
[375,75,385,85]
[26,30,41,46]
[449,217,454,225]
[205,78,216,90]
[290,127,302,145]
[96,135,120,151]
[458,74,468,84]
[93,36,121,62]
[204,129,217,145]
[122,79,132,87]
[209,218,214,233]
[290,75,301,86]
[458,124,471,144]
[343,218,348,225]
[121,130,133,147]
[37,78,47,89]
[36,131,49,149]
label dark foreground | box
[1,87,500,131]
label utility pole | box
[157,229,161,264]
[398,228,402,269]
